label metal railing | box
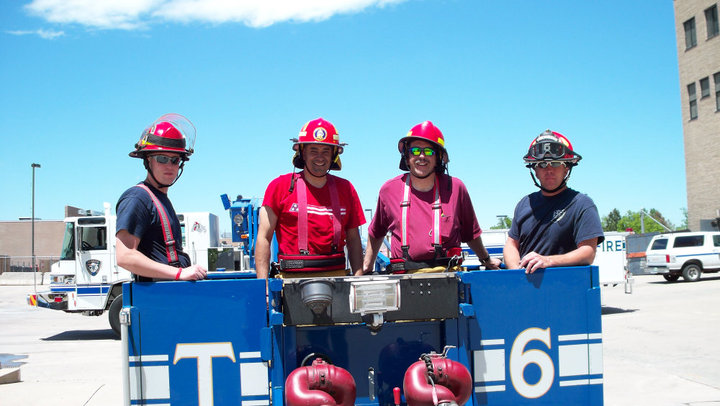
[0,256,60,274]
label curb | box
[0,368,21,385]
[0,273,46,286]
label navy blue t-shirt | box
[116,182,190,273]
[508,188,605,258]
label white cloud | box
[6,29,65,39]
[25,0,163,30]
[23,0,407,30]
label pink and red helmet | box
[523,130,582,167]
[397,121,449,171]
[130,113,196,161]
[291,118,346,170]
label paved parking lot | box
[0,284,121,405]
[1,274,719,405]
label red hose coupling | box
[285,358,356,406]
[403,356,472,406]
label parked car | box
[645,231,720,282]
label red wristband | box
[175,268,183,281]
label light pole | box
[496,214,508,229]
[32,163,41,292]
[364,209,373,240]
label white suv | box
[645,231,720,282]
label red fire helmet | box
[291,118,346,170]
[130,113,196,161]
[397,120,449,171]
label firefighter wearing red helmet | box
[255,118,366,279]
[359,121,501,275]
[503,129,604,273]
[115,114,207,282]
[291,118,346,171]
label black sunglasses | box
[149,155,181,165]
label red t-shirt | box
[368,173,481,261]
[262,172,366,255]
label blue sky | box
[1,0,685,233]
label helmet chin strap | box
[288,164,329,193]
[404,155,452,190]
[144,158,185,189]
[305,164,329,179]
[529,166,573,194]
[301,144,335,178]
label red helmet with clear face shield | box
[130,113,196,161]
[291,118,346,170]
[397,121,449,171]
[523,130,581,167]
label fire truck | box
[120,195,604,405]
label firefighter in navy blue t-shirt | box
[115,113,207,281]
[504,130,604,274]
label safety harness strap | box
[327,176,342,252]
[286,173,345,273]
[295,173,342,254]
[296,175,309,254]
[400,175,411,251]
[399,175,442,260]
[135,183,179,265]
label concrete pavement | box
[601,274,720,405]
[0,284,121,405]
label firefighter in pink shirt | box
[360,121,500,275]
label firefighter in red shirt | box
[255,118,366,279]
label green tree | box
[678,208,688,230]
[602,208,621,231]
[490,216,512,229]
[614,209,673,233]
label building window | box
[714,72,720,112]
[684,17,697,49]
[700,77,710,98]
[706,5,719,39]
[688,83,698,119]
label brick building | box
[674,0,720,230]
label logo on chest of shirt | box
[552,209,567,223]
[289,203,347,216]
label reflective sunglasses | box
[409,147,435,156]
[528,141,568,160]
[150,155,182,165]
[533,161,566,169]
